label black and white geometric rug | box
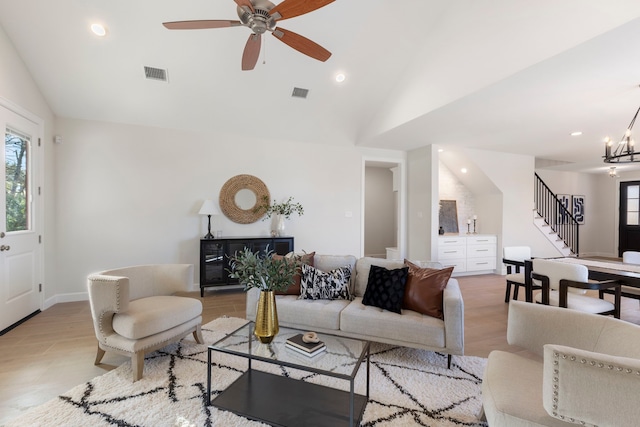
[6,317,488,426]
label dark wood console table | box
[199,236,294,296]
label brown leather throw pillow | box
[274,252,315,295]
[402,260,453,319]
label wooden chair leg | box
[193,324,204,344]
[447,354,452,369]
[513,284,520,301]
[132,351,144,381]
[94,345,106,365]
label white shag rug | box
[6,317,488,427]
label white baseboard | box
[43,292,88,310]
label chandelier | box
[604,105,640,163]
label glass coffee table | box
[207,321,370,426]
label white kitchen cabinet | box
[438,235,497,276]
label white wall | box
[53,118,400,298]
[407,145,438,261]
[0,24,56,302]
[364,167,395,257]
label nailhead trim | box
[551,349,640,427]
[92,277,123,343]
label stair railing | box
[534,173,579,255]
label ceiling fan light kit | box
[163,0,335,71]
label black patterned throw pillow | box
[299,263,353,300]
[362,265,409,314]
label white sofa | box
[246,255,464,367]
[482,301,640,426]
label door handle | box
[0,245,10,251]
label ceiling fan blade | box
[269,0,335,21]
[242,34,262,70]
[162,20,242,30]
[234,0,254,13]
[272,27,331,62]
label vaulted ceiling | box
[1,0,640,174]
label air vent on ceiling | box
[144,66,168,82]
[292,87,309,99]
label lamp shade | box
[198,199,219,216]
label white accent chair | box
[531,258,621,318]
[481,301,640,426]
[87,264,204,381]
[502,246,532,302]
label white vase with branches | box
[255,196,304,237]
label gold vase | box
[254,290,279,344]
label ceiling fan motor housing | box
[238,0,276,34]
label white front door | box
[0,104,41,333]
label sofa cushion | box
[299,264,352,300]
[112,296,202,340]
[276,294,349,330]
[274,251,315,296]
[340,297,445,348]
[403,261,453,319]
[483,351,570,427]
[362,265,408,314]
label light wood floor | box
[1,274,639,425]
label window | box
[5,127,30,232]
[627,185,639,226]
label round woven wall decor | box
[219,174,270,224]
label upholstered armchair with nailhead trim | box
[481,300,640,426]
[88,264,203,381]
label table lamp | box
[198,199,219,239]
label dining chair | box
[531,258,621,318]
[599,251,640,302]
[502,246,532,302]
[623,251,640,264]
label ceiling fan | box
[163,0,335,70]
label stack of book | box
[285,333,326,357]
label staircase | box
[533,173,579,257]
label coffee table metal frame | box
[207,321,370,426]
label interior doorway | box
[363,160,402,259]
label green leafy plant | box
[254,195,304,220]
[228,247,300,292]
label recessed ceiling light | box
[91,23,107,37]
[335,73,346,83]
[461,168,468,174]
[438,149,444,152]
[570,131,582,136]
